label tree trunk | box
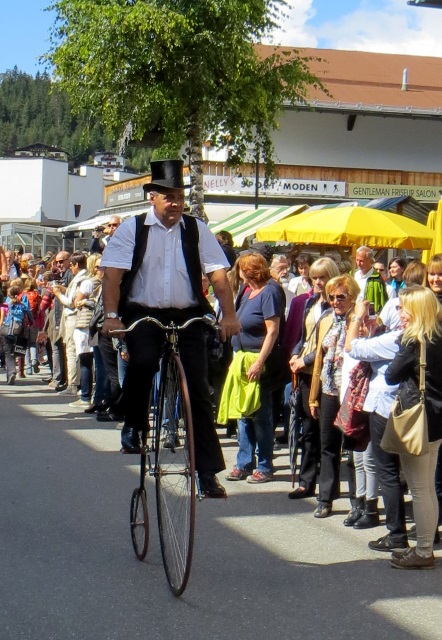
[187,118,207,223]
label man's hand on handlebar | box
[102,317,126,338]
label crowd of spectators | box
[1,223,441,570]
[216,241,442,571]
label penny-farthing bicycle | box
[113,314,216,597]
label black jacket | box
[385,335,442,442]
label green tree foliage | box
[47,0,323,218]
[0,67,150,170]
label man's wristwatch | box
[104,312,119,320]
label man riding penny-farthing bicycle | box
[101,159,240,499]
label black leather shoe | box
[314,504,332,518]
[96,411,123,422]
[54,383,67,392]
[275,432,289,445]
[368,534,408,552]
[288,487,315,500]
[84,403,108,415]
[199,473,227,499]
[163,430,181,449]
[120,427,142,453]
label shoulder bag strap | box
[118,212,149,315]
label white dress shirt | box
[354,267,374,300]
[101,207,229,309]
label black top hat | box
[143,159,189,192]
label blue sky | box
[2,0,442,76]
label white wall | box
[66,165,106,223]
[41,159,70,222]
[271,110,442,173]
[0,159,44,221]
[0,158,139,226]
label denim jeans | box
[354,442,378,500]
[92,345,108,405]
[4,335,16,376]
[117,351,128,388]
[79,352,93,401]
[236,386,274,473]
[369,412,407,540]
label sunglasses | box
[328,293,349,302]
[55,259,67,264]
[108,223,119,227]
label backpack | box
[25,290,41,319]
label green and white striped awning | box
[208,204,307,246]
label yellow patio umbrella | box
[422,199,442,264]
[257,206,433,250]
[255,215,294,242]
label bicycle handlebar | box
[109,313,217,335]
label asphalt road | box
[0,370,441,640]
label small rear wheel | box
[155,353,195,596]
[130,487,149,560]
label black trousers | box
[318,393,342,506]
[97,333,123,414]
[369,412,407,540]
[122,305,225,475]
[298,373,321,492]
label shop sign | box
[204,175,346,197]
[349,183,441,202]
[106,187,144,206]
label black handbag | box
[14,334,28,356]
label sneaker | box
[69,399,92,408]
[57,385,76,396]
[407,525,440,545]
[7,373,16,386]
[390,547,435,570]
[368,534,408,552]
[246,470,274,484]
[225,468,250,481]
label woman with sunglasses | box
[308,274,360,518]
[287,257,340,499]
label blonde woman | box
[385,286,442,569]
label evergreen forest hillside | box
[0,68,150,172]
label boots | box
[353,498,380,529]
[343,497,365,527]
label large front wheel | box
[155,353,195,597]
